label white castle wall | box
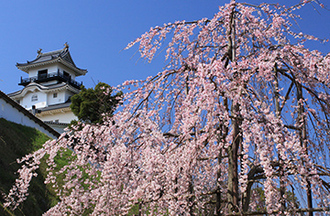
[0,96,58,139]
[21,91,47,109]
[38,111,77,124]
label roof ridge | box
[38,48,67,57]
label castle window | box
[53,93,58,98]
[63,71,71,81]
[38,69,48,79]
[31,95,38,102]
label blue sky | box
[0,0,329,94]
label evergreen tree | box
[70,82,122,124]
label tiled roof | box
[7,82,79,98]
[38,101,71,112]
[16,46,87,76]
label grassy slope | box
[0,118,137,215]
[0,118,58,216]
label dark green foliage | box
[70,82,122,124]
[0,118,57,216]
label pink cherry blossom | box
[4,1,330,215]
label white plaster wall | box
[48,89,75,105]
[20,92,31,109]
[57,91,65,103]
[0,98,57,139]
[48,65,59,74]
[21,91,48,109]
[28,64,77,80]
[38,111,77,124]
[14,96,23,105]
[15,84,77,111]
[58,65,76,80]
[28,65,58,77]
[28,69,38,77]
[0,99,25,125]
[47,91,66,106]
[64,91,75,102]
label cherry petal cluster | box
[5,1,330,215]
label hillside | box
[0,118,58,216]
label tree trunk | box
[216,98,229,215]
[297,84,313,216]
[274,65,286,214]
[226,7,240,214]
[216,149,223,216]
[228,102,240,213]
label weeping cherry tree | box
[4,0,330,215]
